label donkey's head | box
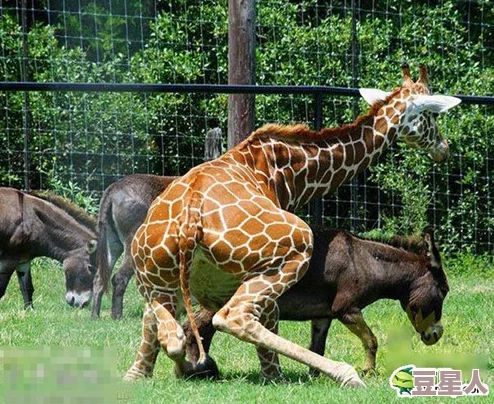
[360,63,461,163]
[64,239,97,308]
[400,228,449,345]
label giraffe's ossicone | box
[125,64,460,387]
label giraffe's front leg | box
[256,301,282,380]
[124,303,160,380]
[212,227,365,388]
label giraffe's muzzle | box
[429,139,450,162]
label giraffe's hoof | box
[260,371,287,385]
[342,374,366,388]
[123,367,152,381]
[175,354,220,380]
[340,366,366,388]
[344,378,366,388]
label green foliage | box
[44,171,99,215]
[1,0,493,252]
[445,252,494,278]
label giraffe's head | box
[360,63,461,162]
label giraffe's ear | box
[359,88,391,105]
[411,94,462,114]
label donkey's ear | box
[359,88,391,105]
[86,239,97,254]
[411,94,461,114]
[423,227,441,269]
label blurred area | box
[0,347,129,403]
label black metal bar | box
[310,92,324,226]
[313,92,324,130]
[0,82,360,96]
[21,0,31,191]
[350,0,360,230]
[0,82,491,104]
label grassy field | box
[0,256,492,403]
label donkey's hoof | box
[175,355,220,380]
[361,367,376,377]
[111,312,123,320]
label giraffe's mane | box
[249,87,403,143]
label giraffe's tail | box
[178,192,207,365]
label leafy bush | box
[1,0,493,253]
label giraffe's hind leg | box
[125,290,215,381]
[125,289,191,380]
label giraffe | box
[124,64,460,387]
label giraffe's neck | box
[237,97,408,211]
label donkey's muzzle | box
[420,324,444,345]
[66,291,92,308]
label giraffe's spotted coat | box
[125,64,460,386]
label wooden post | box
[228,0,256,149]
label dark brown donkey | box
[0,187,97,308]
[184,226,449,376]
[91,174,178,319]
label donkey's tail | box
[178,192,206,364]
[95,192,116,294]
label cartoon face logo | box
[390,365,416,396]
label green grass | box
[0,257,492,403]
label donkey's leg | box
[110,253,134,320]
[91,238,123,318]
[124,303,160,380]
[308,318,332,377]
[91,283,104,318]
[340,311,378,374]
[0,260,17,301]
[16,262,34,309]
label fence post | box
[227,0,256,149]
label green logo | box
[390,365,415,396]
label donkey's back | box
[92,174,179,319]
[0,188,29,253]
[0,187,97,308]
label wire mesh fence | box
[1,0,494,254]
